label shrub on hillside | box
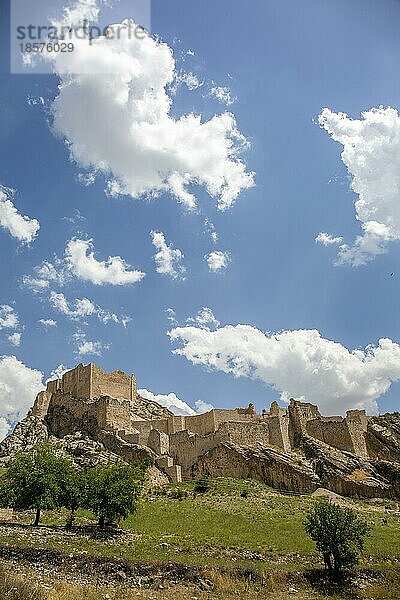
[0,443,74,526]
[81,463,145,527]
[305,499,370,580]
[194,479,210,494]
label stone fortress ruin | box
[26,362,400,498]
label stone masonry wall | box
[45,391,131,437]
[91,364,136,401]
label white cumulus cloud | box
[315,232,343,246]
[138,388,213,416]
[205,250,231,272]
[209,85,235,106]
[49,291,130,326]
[0,356,44,440]
[45,13,254,211]
[169,324,400,416]
[186,307,220,330]
[319,106,400,266]
[65,238,145,286]
[0,186,40,244]
[151,231,186,280]
[8,333,21,347]
[0,305,19,330]
[38,319,57,328]
[73,331,107,356]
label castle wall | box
[306,418,354,452]
[288,399,322,447]
[45,391,131,437]
[61,363,92,399]
[304,410,368,456]
[32,390,52,419]
[148,428,170,455]
[346,410,368,457]
[268,414,290,451]
[96,396,132,431]
[91,364,136,401]
[44,363,137,403]
[169,429,228,474]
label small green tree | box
[62,470,84,529]
[0,443,74,526]
[81,463,144,527]
[305,499,370,579]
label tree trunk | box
[33,507,41,526]
[98,515,105,528]
[324,552,333,580]
[333,557,340,580]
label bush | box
[0,443,74,526]
[194,479,210,494]
[169,487,187,500]
[305,499,370,579]
[81,463,145,527]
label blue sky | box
[1,0,400,432]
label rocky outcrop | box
[192,442,321,494]
[366,413,400,462]
[301,436,395,498]
[0,415,49,465]
[132,395,173,420]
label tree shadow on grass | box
[0,520,126,540]
[305,568,378,599]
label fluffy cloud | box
[186,307,220,330]
[138,388,213,416]
[8,333,21,347]
[49,291,130,326]
[38,319,57,328]
[22,259,66,293]
[315,232,343,246]
[0,305,19,330]
[209,85,235,106]
[165,308,178,325]
[50,291,95,319]
[151,231,186,280]
[46,364,70,382]
[172,71,204,92]
[169,324,400,415]
[194,399,214,413]
[65,238,145,286]
[205,250,231,272]
[0,186,40,244]
[0,356,44,440]
[204,219,219,244]
[73,331,107,356]
[46,13,254,210]
[52,0,101,29]
[318,107,400,266]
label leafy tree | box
[0,443,74,526]
[63,470,84,528]
[81,463,144,527]
[305,499,370,579]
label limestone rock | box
[301,435,394,498]
[192,442,321,494]
[48,432,123,468]
[0,415,49,465]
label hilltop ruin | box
[2,362,400,498]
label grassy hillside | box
[0,478,399,599]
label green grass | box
[0,478,399,576]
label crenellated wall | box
[30,363,374,485]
